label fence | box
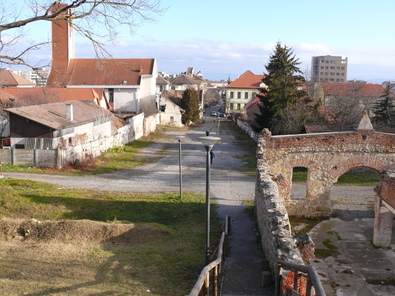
[186,216,230,296]
[277,260,326,296]
[0,113,159,169]
[236,119,258,142]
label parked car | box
[218,113,226,118]
[210,111,218,116]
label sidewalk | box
[309,217,395,296]
[217,204,275,296]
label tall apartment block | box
[311,55,348,82]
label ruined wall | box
[255,134,304,275]
[262,129,395,217]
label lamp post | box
[216,116,221,136]
[174,135,185,199]
[198,135,221,264]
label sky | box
[6,0,395,83]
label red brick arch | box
[288,159,316,172]
[330,156,387,181]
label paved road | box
[4,114,273,295]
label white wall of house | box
[140,75,157,110]
[127,112,144,140]
[159,97,183,127]
[0,115,10,138]
[173,84,199,91]
[108,88,140,113]
[140,61,159,111]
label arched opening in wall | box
[290,167,307,200]
[331,167,380,219]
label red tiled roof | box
[47,58,155,87]
[321,83,385,97]
[226,70,265,89]
[245,97,260,111]
[0,70,34,86]
[2,87,103,104]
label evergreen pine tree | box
[253,42,309,134]
[373,84,395,126]
[181,88,200,123]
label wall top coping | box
[269,131,355,138]
[263,130,395,139]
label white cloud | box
[296,43,332,54]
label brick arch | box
[330,156,387,181]
[288,158,316,171]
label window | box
[230,92,234,99]
[108,88,114,103]
[237,103,241,110]
[230,103,234,111]
[244,92,249,99]
[237,92,241,99]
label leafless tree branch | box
[0,0,164,68]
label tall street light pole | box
[198,135,221,265]
[174,135,185,199]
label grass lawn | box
[292,167,380,186]
[0,179,221,296]
[2,126,176,175]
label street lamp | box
[198,135,221,264]
[174,135,185,199]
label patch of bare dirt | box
[0,219,169,244]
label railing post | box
[213,265,218,296]
[306,280,313,296]
[203,272,210,296]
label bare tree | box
[203,88,220,107]
[323,83,376,126]
[0,0,163,68]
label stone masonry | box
[255,133,304,278]
[256,113,395,255]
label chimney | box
[50,4,75,76]
[66,104,73,122]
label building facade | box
[311,56,348,82]
[225,71,265,115]
[20,68,50,87]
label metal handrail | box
[277,260,326,296]
[186,215,230,296]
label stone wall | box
[261,129,395,217]
[255,133,304,275]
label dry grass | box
[0,178,218,296]
[0,219,199,295]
